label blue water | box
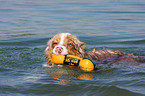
[0,0,145,96]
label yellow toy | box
[51,54,96,71]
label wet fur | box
[45,33,145,64]
[45,33,86,64]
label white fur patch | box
[59,33,71,45]
[52,33,70,55]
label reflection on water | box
[44,65,94,85]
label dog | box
[45,33,145,65]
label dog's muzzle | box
[53,45,68,55]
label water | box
[0,0,145,96]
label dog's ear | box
[45,38,54,63]
[70,35,86,58]
[77,41,86,58]
[45,38,53,51]
[79,41,86,54]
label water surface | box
[0,0,145,96]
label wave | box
[119,39,145,44]
[0,37,50,47]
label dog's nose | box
[55,47,63,54]
[53,45,68,55]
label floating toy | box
[51,54,96,71]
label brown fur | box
[45,33,145,64]
[45,33,86,64]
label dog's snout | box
[53,45,68,55]
[55,47,63,54]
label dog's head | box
[45,33,86,63]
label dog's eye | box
[68,43,73,47]
[53,42,58,45]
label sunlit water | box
[0,0,145,96]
